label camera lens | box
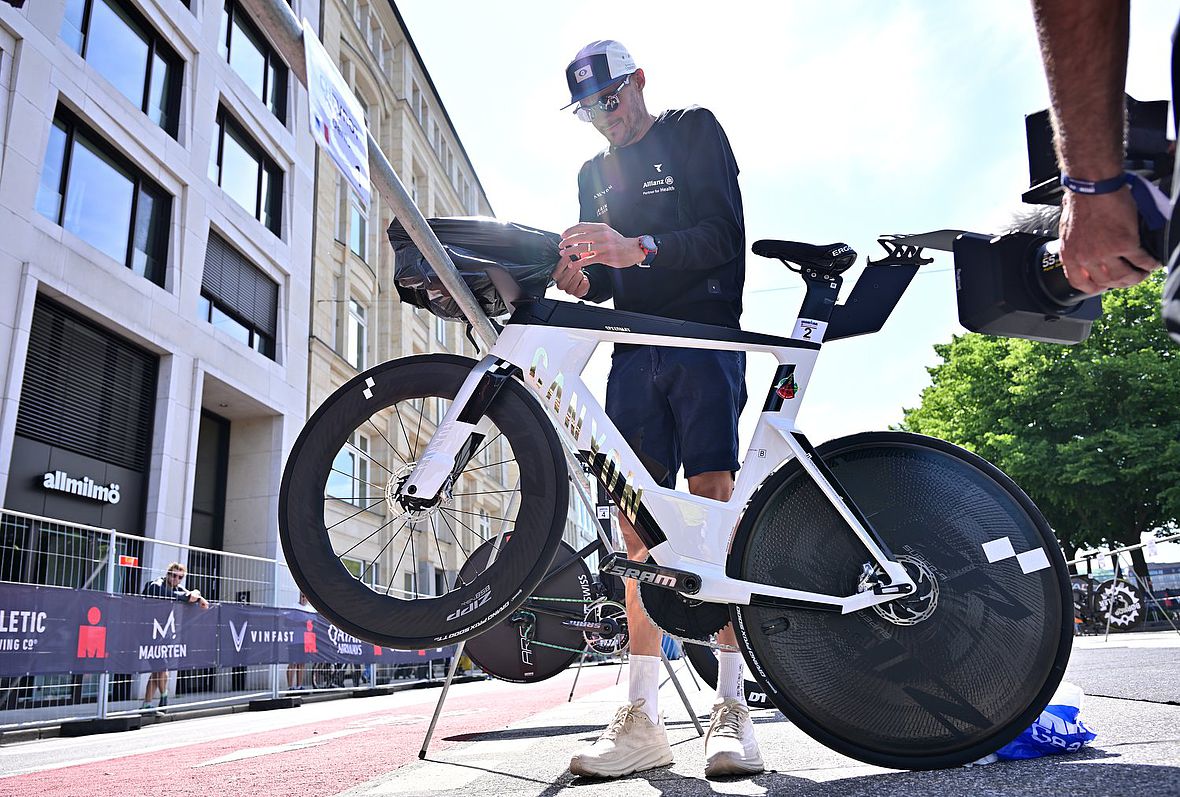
[1032,240,1099,309]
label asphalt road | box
[1,631,1177,796]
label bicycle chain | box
[636,590,739,653]
[524,592,738,653]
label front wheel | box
[279,354,569,649]
[728,432,1073,770]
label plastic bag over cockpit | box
[389,216,559,321]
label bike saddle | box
[753,240,857,274]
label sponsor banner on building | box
[0,584,455,675]
[303,16,371,210]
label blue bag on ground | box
[993,682,1097,760]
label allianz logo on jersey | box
[642,176,675,189]
[41,470,121,504]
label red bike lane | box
[4,667,623,797]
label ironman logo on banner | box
[303,17,371,212]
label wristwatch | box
[637,234,659,267]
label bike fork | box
[398,356,515,501]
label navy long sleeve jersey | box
[578,106,745,328]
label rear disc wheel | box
[729,432,1073,770]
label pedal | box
[599,553,701,595]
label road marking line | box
[192,728,363,767]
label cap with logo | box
[563,40,637,109]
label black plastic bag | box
[389,216,559,321]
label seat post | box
[798,268,844,328]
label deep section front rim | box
[279,354,568,649]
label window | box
[403,572,414,598]
[348,194,366,260]
[345,298,366,370]
[434,568,446,596]
[218,0,287,121]
[60,0,182,137]
[210,107,283,235]
[0,39,12,143]
[411,82,422,126]
[477,509,490,541]
[327,432,371,506]
[35,107,171,285]
[342,556,378,586]
[200,231,278,358]
[434,314,447,346]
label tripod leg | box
[419,641,465,758]
[661,649,703,736]
[568,649,589,703]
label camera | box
[952,95,1172,344]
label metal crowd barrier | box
[0,509,456,733]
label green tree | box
[902,272,1180,580]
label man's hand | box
[1059,189,1159,293]
[559,223,643,269]
[551,255,591,298]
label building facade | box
[309,0,598,601]
[0,0,318,597]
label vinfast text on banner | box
[302,17,371,210]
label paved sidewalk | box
[341,632,1180,796]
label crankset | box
[635,561,729,643]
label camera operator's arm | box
[1032,0,1159,293]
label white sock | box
[627,654,661,724]
[717,651,746,703]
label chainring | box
[638,567,729,642]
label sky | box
[391,1,1177,558]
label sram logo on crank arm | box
[600,553,701,595]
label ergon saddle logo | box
[830,245,851,257]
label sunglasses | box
[168,572,184,579]
[573,74,632,123]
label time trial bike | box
[278,234,1073,770]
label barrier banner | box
[0,584,456,675]
[219,603,285,667]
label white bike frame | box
[400,308,915,614]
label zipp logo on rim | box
[446,585,492,622]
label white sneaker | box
[704,698,764,778]
[569,699,673,778]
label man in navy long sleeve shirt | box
[553,41,762,781]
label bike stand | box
[418,474,704,758]
[567,649,589,703]
[1111,550,1180,639]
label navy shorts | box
[605,346,747,489]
